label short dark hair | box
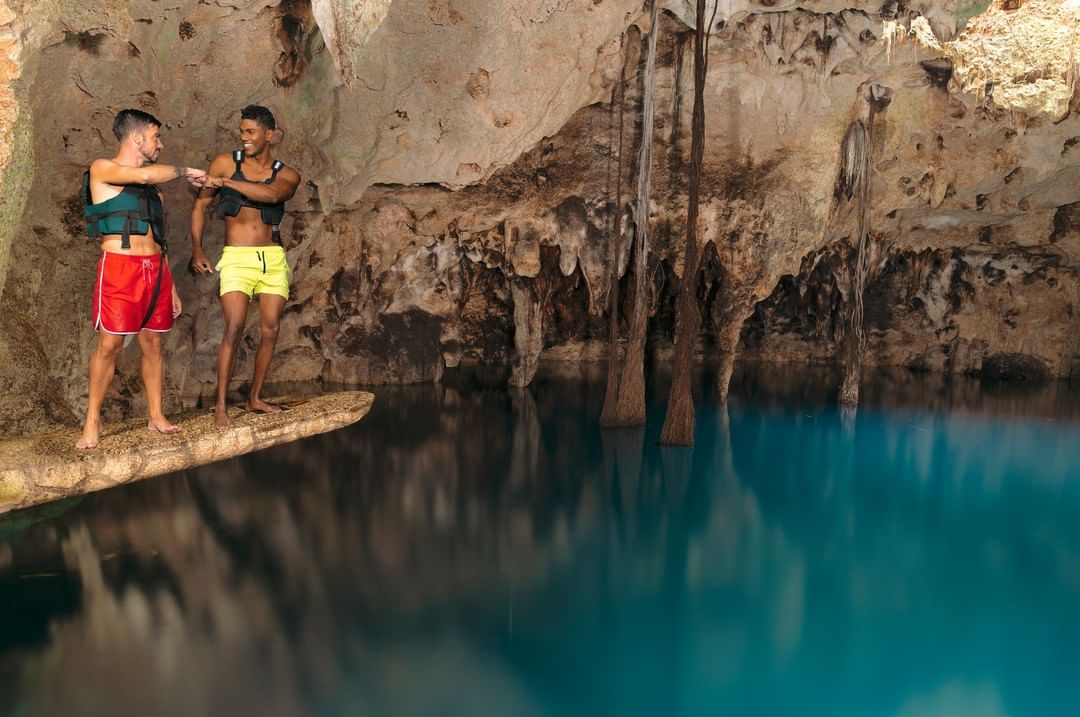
[112,109,161,141]
[240,105,277,131]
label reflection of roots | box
[840,402,857,434]
[839,362,860,407]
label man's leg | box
[215,291,250,428]
[76,332,125,449]
[137,330,181,435]
[246,292,286,413]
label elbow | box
[262,187,289,203]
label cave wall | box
[0,0,1078,435]
[0,0,639,433]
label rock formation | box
[0,391,373,514]
[1,0,1078,437]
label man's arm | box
[190,155,232,274]
[210,166,301,204]
[165,255,182,317]
[91,158,205,186]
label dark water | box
[2,366,1080,717]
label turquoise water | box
[1,367,1079,716]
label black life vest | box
[83,171,167,252]
[216,150,287,245]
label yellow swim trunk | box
[216,246,290,300]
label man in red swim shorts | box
[77,109,207,449]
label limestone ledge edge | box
[0,391,374,515]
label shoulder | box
[88,158,127,186]
[88,158,115,175]
[209,153,235,175]
[279,165,301,183]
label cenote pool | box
[1,365,1079,716]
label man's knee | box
[222,319,245,345]
[94,334,124,360]
[259,320,280,341]
[137,331,163,357]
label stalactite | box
[711,298,749,402]
[660,0,717,447]
[601,29,634,426]
[836,120,867,202]
[508,280,543,387]
[1055,32,1080,124]
[606,0,660,428]
[839,83,892,408]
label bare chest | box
[236,162,274,183]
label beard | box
[137,134,160,163]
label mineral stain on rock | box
[981,352,1049,382]
[274,0,317,87]
[63,31,105,55]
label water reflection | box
[727,362,1080,420]
[2,366,1080,716]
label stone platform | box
[0,392,374,515]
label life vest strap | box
[217,151,287,245]
[83,169,166,252]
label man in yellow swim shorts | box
[191,105,301,428]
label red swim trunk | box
[92,251,175,335]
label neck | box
[245,148,273,166]
[115,144,147,168]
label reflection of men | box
[191,105,301,428]
[78,109,207,449]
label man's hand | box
[184,167,208,188]
[171,286,183,318]
[191,250,214,274]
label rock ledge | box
[0,391,374,514]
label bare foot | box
[214,407,234,429]
[76,421,100,450]
[245,398,285,415]
[147,417,182,435]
